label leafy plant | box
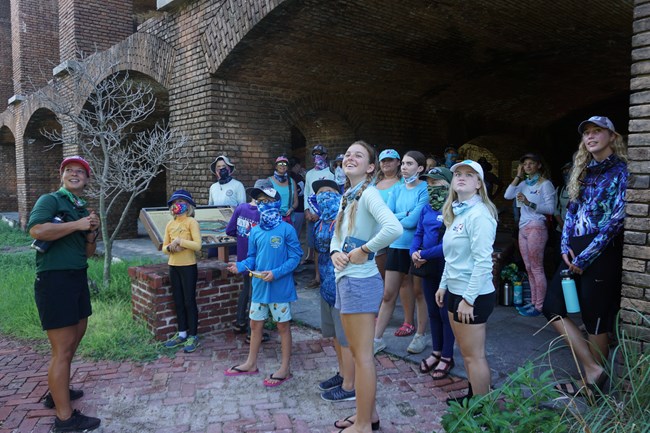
[500,262,522,284]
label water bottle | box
[30,215,63,253]
[561,269,580,313]
[513,281,523,306]
[501,282,512,306]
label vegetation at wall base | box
[442,313,649,433]
[0,223,162,362]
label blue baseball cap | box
[379,149,400,161]
[578,116,616,134]
[167,189,196,207]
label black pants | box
[542,233,623,335]
[169,264,199,335]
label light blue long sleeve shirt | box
[387,181,429,250]
[439,199,496,305]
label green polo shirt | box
[27,191,90,273]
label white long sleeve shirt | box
[504,179,555,227]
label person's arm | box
[208,184,215,206]
[225,206,241,237]
[398,187,429,229]
[162,221,173,255]
[236,181,246,205]
[463,209,496,306]
[269,226,303,279]
[364,190,403,253]
[503,183,519,200]
[572,170,628,270]
[409,211,426,256]
[522,180,555,215]
[179,218,203,252]
[237,229,258,272]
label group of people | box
[27,115,628,432]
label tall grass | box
[442,312,650,433]
[0,223,163,362]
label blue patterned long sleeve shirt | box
[561,154,627,270]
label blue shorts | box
[335,274,384,314]
[249,302,292,323]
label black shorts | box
[385,248,411,274]
[447,291,496,324]
[34,269,92,330]
[543,233,622,335]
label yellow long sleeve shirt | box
[163,215,202,266]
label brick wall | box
[10,0,58,95]
[0,130,16,211]
[0,0,12,110]
[59,0,133,62]
[129,260,242,341]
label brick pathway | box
[0,328,468,433]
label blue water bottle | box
[513,281,523,306]
[30,215,63,253]
[561,269,580,313]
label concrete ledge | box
[157,0,189,11]
[7,95,25,106]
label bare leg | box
[334,338,356,391]
[551,318,604,383]
[341,312,380,433]
[269,321,292,381]
[412,276,428,336]
[448,313,490,395]
[374,270,403,339]
[399,275,415,327]
[227,319,263,372]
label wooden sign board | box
[139,206,237,251]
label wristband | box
[330,250,340,257]
[462,298,474,307]
[360,244,370,254]
[514,176,521,180]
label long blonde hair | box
[335,140,378,238]
[567,131,627,200]
[442,170,498,227]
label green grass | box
[0,223,164,362]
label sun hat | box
[312,179,340,194]
[450,159,485,181]
[209,155,235,175]
[379,149,400,161]
[275,155,289,164]
[246,178,279,200]
[519,153,542,164]
[312,144,327,155]
[167,189,196,207]
[578,116,616,134]
[420,167,452,184]
[335,154,344,162]
[60,156,91,177]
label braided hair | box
[335,140,378,238]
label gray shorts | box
[335,274,384,314]
[320,298,348,346]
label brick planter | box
[129,260,242,341]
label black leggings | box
[542,233,623,335]
[169,264,199,335]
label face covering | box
[445,153,458,168]
[218,167,232,184]
[427,185,448,210]
[258,199,282,230]
[316,191,341,222]
[524,173,540,186]
[273,170,288,183]
[171,201,189,216]
[314,155,328,170]
[58,187,86,208]
[451,195,481,216]
[404,172,420,184]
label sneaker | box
[516,302,533,312]
[42,388,84,409]
[321,385,356,402]
[373,339,386,355]
[519,308,542,317]
[163,332,187,348]
[318,372,344,391]
[183,335,200,353]
[407,333,427,354]
[51,409,100,432]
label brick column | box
[129,260,242,341]
[624,0,650,347]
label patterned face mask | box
[273,170,288,183]
[316,191,341,222]
[427,185,448,210]
[258,199,282,230]
[171,201,189,215]
[314,154,328,170]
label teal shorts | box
[249,302,292,323]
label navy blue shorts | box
[34,269,92,330]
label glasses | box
[312,152,324,156]
[276,162,288,167]
[428,168,443,174]
[64,168,86,176]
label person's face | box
[316,186,338,195]
[521,158,541,175]
[214,160,228,179]
[380,157,400,175]
[61,163,88,193]
[426,158,436,171]
[426,178,447,187]
[582,124,615,160]
[343,144,374,179]
[401,155,423,178]
[452,166,481,197]
[255,194,275,204]
[276,161,288,173]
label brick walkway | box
[0,327,468,433]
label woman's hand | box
[516,192,528,206]
[516,164,524,178]
[331,251,350,271]
[457,300,475,324]
[347,247,368,265]
[561,249,582,274]
[435,288,446,307]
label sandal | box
[334,415,380,431]
[232,322,247,334]
[431,357,455,380]
[419,353,440,373]
[554,371,607,399]
[394,322,415,337]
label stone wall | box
[129,260,242,341]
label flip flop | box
[263,373,292,387]
[554,371,607,399]
[333,415,354,429]
[224,365,260,376]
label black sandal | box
[419,352,441,373]
[232,322,248,334]
[431,357,455,380]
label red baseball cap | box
[60,156,91,177]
